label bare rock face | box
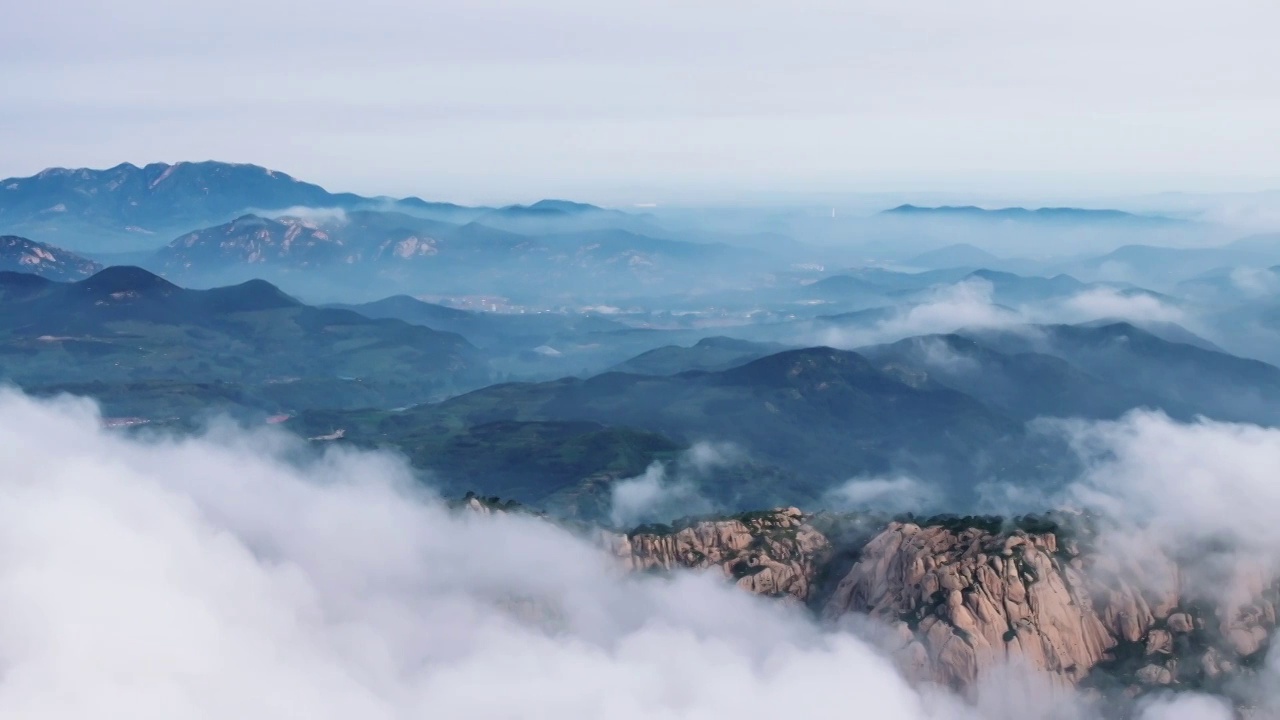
[613,511,1278,698]
[819,522,1119,690]
[610,508,831,601]
[818,521,1278,695]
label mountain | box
[958,322,1280,425]
[290,346,1043,509]
[0,161,485,252]
[861,333,1155,421]
[474,199,670,237]
[882,204,1181,226]
[1074,318,1224,353]
[152,210,738,299]
[962,269,1089,303]
[609,336,788,375]
[0,266,490,416]
[0,235,102,279]
[484,199,604,219]
[154,210,522,273]
[799,267,973,303]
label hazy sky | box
[2,0,1278,204]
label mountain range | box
[0,161,482,251]
[289,345,1036,511]
[0,266,490,417]
[882,204,1182,225]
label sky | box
[2,0,1279,204]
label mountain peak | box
[527,199,602,213]
[717,346,879,388]
[75,266,179,298]
[200,278,301,312]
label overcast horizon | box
[3,0,1279,205]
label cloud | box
[682,440,742,473]
[912,336,981,374]
[0,389,971,720]
[1056,410,1280,555]
[818,278,1025,348]
[1228,266,1280,297]
[608,442,737,527]
[816,277,1189,350]
[255,205,348,223]
[824,475,936,512]
[1053,287,1185,324]
[609,462,706,527]
[1135,694,1234,720]
[1043,409,1280,648]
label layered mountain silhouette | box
[956,322,1280,425]
[0,161,482,250]
[0,266,489,412]
[882,204,1181,225]
[150,209,737,299]
[609,336,788,375]
[293,346,1043,507]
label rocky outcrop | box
[610,508,831,601]
[456,498,1277,703]
[612,510,1278,699]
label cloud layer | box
[1,389,1278,718]
[817,278,1191,349]
[0,391,951,720]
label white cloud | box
[256,206,348,223]
[608,442,737,527]
[1057,410,1280,556]
[1136,694,1234,720]
[1053,287,1185,324]
[1228,266,1280,297]
[0,389,963,720]
[825,475,935,512]
[6,393,1026,720]
[913,336,982,374]
[817,277,1193,350]
[818,278,1025,348]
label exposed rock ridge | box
[613,511,1278,697]
[611,508,830,600]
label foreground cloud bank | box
[0,390,944,720]
[0,390,1273,719]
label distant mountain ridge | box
[0,161,675,255]
[294,345,1039,508]
[0,161,487,251]
[152,209,738,298]
[0,265,490,412]
[883,204,1180,225]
